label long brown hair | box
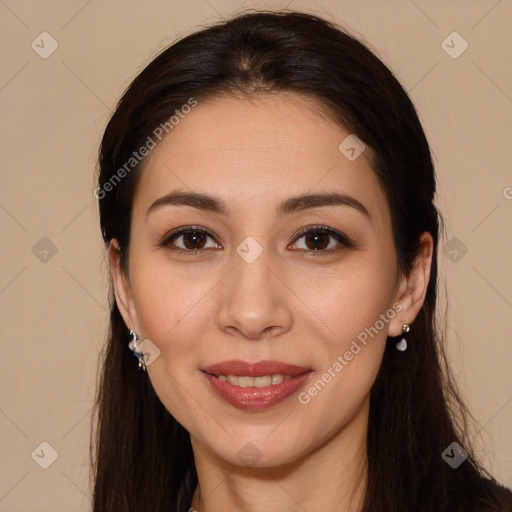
[91,10,512,511]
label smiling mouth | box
[201,370,314,411]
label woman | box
[91,10,512,512]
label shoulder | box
[462,477,512,512]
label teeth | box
[216,374,292,387]
[271,374,284,385]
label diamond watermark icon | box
[32,237,58,263]
[443,237,468,263]
[31,441,59,469]
[338,134,365,161]
[236,236,263,264]
[441,31,468,59]
[31,32,59,59]
[441,441,468,469]
[237,442,263,467]
[140,339,161,366]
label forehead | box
[133,93,391,233]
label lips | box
[201,360,313,411]
[201,359,312,377]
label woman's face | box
[111,92,428,468]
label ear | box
[108,239,139,333]
[388,232,434,337]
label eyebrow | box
[146,190,372,221]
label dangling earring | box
[395,323,410,351]
[128,329,146,371]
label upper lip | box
[201,360,312,377]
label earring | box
[128,329,146,372]
[395,323,410,352]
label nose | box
[216,249,294,341]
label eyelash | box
[159,224,356,256]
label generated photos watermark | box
[94,97,198,200]
[298,301,403,405]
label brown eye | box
[303,231,330,250]
[161,226,219,253]
[181,230,208,250]
[290,225,355,254]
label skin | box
[109,92,433,512]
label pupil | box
[185,231,205,249]
[308,232,328,250]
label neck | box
[189,396,369,512]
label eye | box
[160,226,220,254]
[289,225,355,254]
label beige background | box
[1,0,511,510]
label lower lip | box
[202,371,313,411]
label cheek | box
[296,278,391,429]
[307,282,390,396]
[129,263,213,424]
[294,259,396,401]
[130,255,214,342]
[298,259,397,345]
[295,341,384,455]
